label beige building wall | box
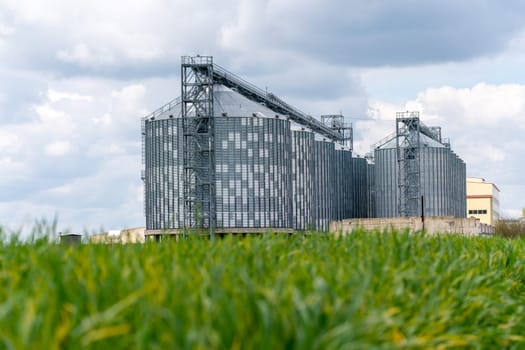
[466,177,500,225]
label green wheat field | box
[1,228,525,349]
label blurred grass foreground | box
[0,225,525,349]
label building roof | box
[467,177,500,192]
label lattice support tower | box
[181,56,216,236]
[321,114,353,150]
[396,111,421,217]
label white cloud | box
[416,83,525,126]
[0,23,14,37]
[57,43,117,67]
[45,141,72,156]
[47,89,92,103]
[0,78,152,234]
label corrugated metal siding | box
[144,115,376,232]
[374,142,466,218]
[374,148,398,218]
[144,118,184,230]
[334,149,353,221]
[313,140,335,231]
[215,117,292,229]
[291,130,315,230]
[351,157,369,218]
[367,162,376,218]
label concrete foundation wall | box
[330,216,494,236]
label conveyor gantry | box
[187,60,346,142]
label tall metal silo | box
[373,112,466,218]
[144,86,294,232]
[143,56,364,235]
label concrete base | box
[145,227,295,239]
[330,216,494,236]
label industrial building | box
[142,56,467,236]
[466,177,500,225]
[142,56,372,236]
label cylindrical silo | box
[144,84,373,233]
[144,86,295,232]
[373,131,466,218]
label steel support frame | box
[321,114,353,150]
[396,111,421,217]
[212,64,345,142]
[181,56,216,236]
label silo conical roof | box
[152,85,288,120]
[376,131,446,149]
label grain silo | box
[373,111,466,218]
[142,56,364,236]
[143,86,293,232]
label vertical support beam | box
[181,56,216,237]
[396,111,421,217]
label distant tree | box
[495,219,525,238]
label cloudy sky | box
[1,0,524,234]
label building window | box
[469,209,488,215]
